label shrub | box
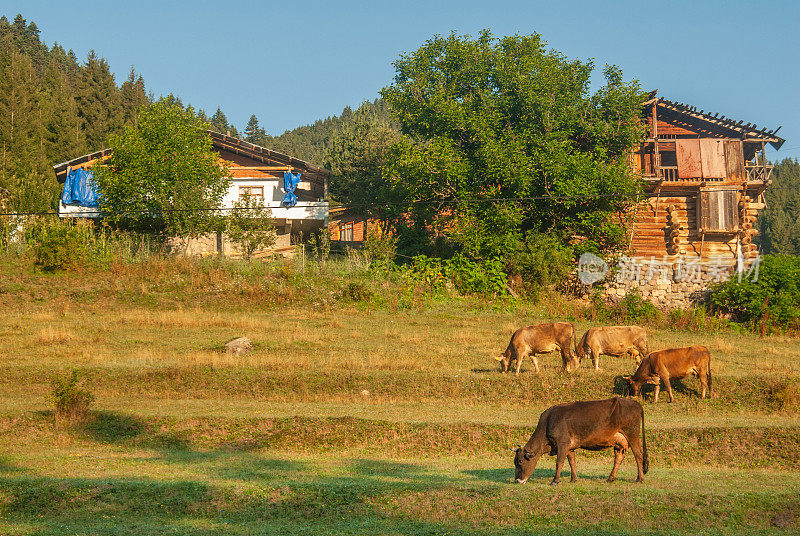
[594,290,660,324]
[50,370,95,427]
[362,232,397,265]
[26,219,88,271]
[399,254,508,296]
[307,230,331,261]
[343,281,374,302]
[709,254,800,332]
[506,234,574,290]
[226,195,276,259]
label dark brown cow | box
[575,325,648,372]
[495,322,577,375]
[513,397,649,484]
[625,345,712,402]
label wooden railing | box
[659,166,678,181]
[745,163,773,182]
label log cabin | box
[609,93,785,307]
[52,131,330,256]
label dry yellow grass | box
[35,326,88,345]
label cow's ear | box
[494,355,504,362]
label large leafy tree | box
[380,30,645,259]
[94,100,230,237]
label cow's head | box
[624,375,641,397]
[513,446,541,484]
[495,354,510,373]
[564,356,580,373]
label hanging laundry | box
[61,168,100,207]
[282,171,302,207]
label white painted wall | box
[59,176,329,222]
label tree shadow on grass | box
[82,410,190,451]
[612,375,703,401]
[470,367,498,374]
[463,467,614,484]
[0,456,23,474]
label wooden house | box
[610,94,785,306]
[629,94,784,264]
[328,207,382,244]
[52,131,330,256]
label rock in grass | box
[224,337,253,356]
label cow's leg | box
[566,451,577,482]
[607,447,625,482]
[699,365,709,399]
[531,354,540,374]
[591,348,601,372]
[661,373,674,403]
[653,382,661,403]
[630,439,645,483]
[515,350,526,376]
[551,448,567,485]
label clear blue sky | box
[4,0,800,160]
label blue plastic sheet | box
[282,171,302,207]
[61,168,100,207]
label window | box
[339,222,354,241]
[238,186,264,202]
[697,188,739,233]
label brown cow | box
[495,322,577,375]
[576,325,649,372]
[513,397,649,485]
[625,345,712,402]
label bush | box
[50,370,95,427]
[362,232,397,265]
[593,290,660,324]
[709,254,800,332]
[400,254,508,296]
[26,218,88,271]
[343,281,374,302]
[506,234,574,290]
[226,195,276,259]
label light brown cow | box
[495,322,578,375]
[625,345,712,402]
[576,326,648,372]
[513,397,649,484]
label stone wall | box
[598,256,759,310]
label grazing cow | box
[625,345,712,402]
[576,325,649,372]
[495,322,577,375]
[513,397,649,485]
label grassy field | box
[1,253,799,534]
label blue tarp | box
[282,171,302,207]
[61,168,100,207]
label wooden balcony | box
[745,163,773,183]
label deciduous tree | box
[380,30,645,259]
[94,100,230,237]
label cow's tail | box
[641,404,649,474]
[707,357,712,398]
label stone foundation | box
[597,256,759,310]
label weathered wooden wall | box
[629,192,760,262]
